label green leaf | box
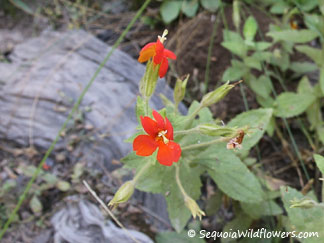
[221,41,247,57]
[273,92,316,118]
[222,60,248,81]
[135,96,145,123]
[270,1,290,14]
[241,200,283,219]
[30,195,43,214]
[228,108,273,152]
[56,180,71,191]
[281,187,324,242]
[182,0,199,17]
[249,75,272,98]
[243,56,261,70]
[320,68,324,95]
[223,30,243,42]
[243,16,258,42]
[160,1,182,24]
[290,62,318,73]
[200,0,220,12]
[298,0,318,11]
[270,49,290,71]
[254,42,272,51]
[156,231,205,243]
[317,126,324,145]
[295,45,322,65]
[314,154,324,175]
[200,144,264,203]
[256,95,275,108]
[267,29,319,43]
[42,173,58,186]
[251,51,273,62]
[12,0,34,14]
[297,76,313,94]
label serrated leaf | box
[267,29,318,43]
[228,108,273,151]
[297,76,313,94]
[223,30,243,42]
[182,0,199,17]
[160,1,182,24]
[273,92,315,118]
[290,62,317,73]
[30,195,43,214]
[281,187,324,242]
[314,154,324,175]
[255,42,272,51]
[222,60,247,81]
[199,144,264,203]
[241,200,283,219]
[295,45,322,65]
[243,56,261,70]
[270,1,290,14]
[200,0,220,12]
[243,16,258,42]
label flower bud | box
[290,198,317,209]
[198,124,237,137]
[108,181,135,208]
[139,59,159,98]
[184,196,205,220]
[233,0,241,30]
[201,81,237,107]
[174,74,189,108]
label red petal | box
[165,117,174,140]
[159,58,168,78]
[152,110,165,130]
[164,49,176,60]
[153,39,164,65]
[157,141,181,166]
[133,135,158,156]
[138,45,155,63]
[140,116,159,137]
[140,42,155,52]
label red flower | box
[138,39,176,78]
[133,110,181,166]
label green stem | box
[0,0,151,239]
[181,137,228,151]
[175,164,188,198]
[144,96,149,116]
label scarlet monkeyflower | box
[133,110,181,166]
[138,39,176,78]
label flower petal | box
[133,135,158,156]
[164,49,177,60]
[152,110,165,130]
[138,45,155,63]
[165,117,174,140]
[140,116,159,137]
[157,141,181,166]
[140,42,155,52]
[153,39,164,65]
[159,58,168,78]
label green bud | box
[201,81,238,107]
[174,74,189,108]
[198,124,237,137]
[108,181,135,208]
[233,0,240,30]
[184,196,205,220]
[139,59,159,98]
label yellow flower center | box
[158,130,169,144]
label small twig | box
[83,180,140,243]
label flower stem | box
[181,137,228,151]
[175,164,188,198]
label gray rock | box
[51,199,153,243]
